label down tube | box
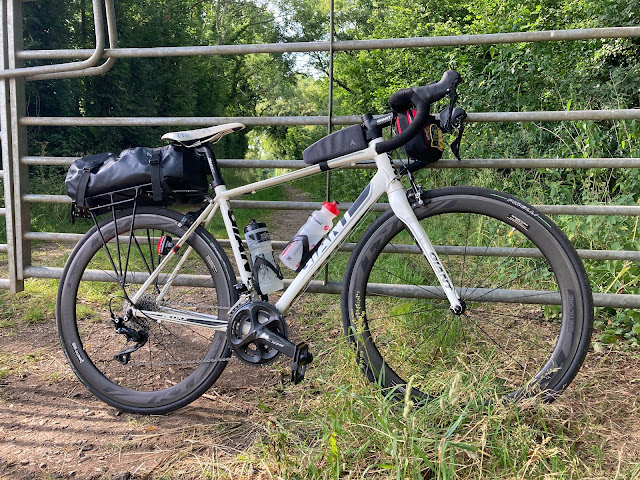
[275,174,386,315]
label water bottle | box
[244,220,284,295]
[279,201,340,271]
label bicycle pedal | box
[290,342,313,384]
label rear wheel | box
[342,187,592,404]
[57,208,236,414]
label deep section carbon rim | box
[345,188,592,403]
[58,209,234,413]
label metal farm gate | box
[2,0,640,308]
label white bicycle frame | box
[130,137,461,328]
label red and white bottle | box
[279,201,339,271]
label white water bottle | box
[279,201,340,271]
[244,220,284,295]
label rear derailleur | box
[227,301,313,384]
[111,308,148,365]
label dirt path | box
[268,183,312,242]
[2,312,640,479]
[0,315,287,479]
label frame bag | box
[302,125,368,165]
[65,145,209,213]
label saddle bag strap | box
[75,168,92,207]
[149,151,171,202]
[76,154,109,206]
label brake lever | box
[449,107,467,161]
[438,88,459,133]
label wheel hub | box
[451,299,466,316]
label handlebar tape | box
[375,70,462,155]
[375,102,431,154]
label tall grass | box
[157,293,638,479]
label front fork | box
[386,178,463,314]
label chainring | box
[227,301,288,365]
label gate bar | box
[19,26,640,60]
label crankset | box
[227,301,313,384]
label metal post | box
[0,0,18,292]
[323,0,335,286]
[7,0,29,291]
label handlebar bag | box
[65,144,209,208]
[303,125,367,165]
[395,109,444,165]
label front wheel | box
[57,208,237,414]
[342,187,593,404]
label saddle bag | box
[65,144,209,211]
[395,109,444,169]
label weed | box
[0,350,46,378]
[0,278,57,330]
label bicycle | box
[56,70,593,414]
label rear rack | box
[72,183,207,220]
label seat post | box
[196,145,225,188]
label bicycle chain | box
[141,300,231,311]
[126,356,234,366]
[125,301,235,366]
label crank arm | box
[254,327,313,384]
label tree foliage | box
[23,0,293,158]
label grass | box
[1,248,639,479]
[0,278,57,330]
[156,299,637,480]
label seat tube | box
[196,145,225,188]
[215,185,253,287]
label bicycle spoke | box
[373,308,456,372]
[464,312,528,372]
[464,309,552,353]
[466,262,555,304]
[461,215,502,299]
[465,250,532,301]
[351,189,590,404]
[363,305,449,323]
[371,262,446,299]
[386,242,441,288]
[63,209,233,411]
[459,213,471,297]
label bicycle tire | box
[342,186,592,404]
[57,207,237,414]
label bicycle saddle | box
[162,123,245,148]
